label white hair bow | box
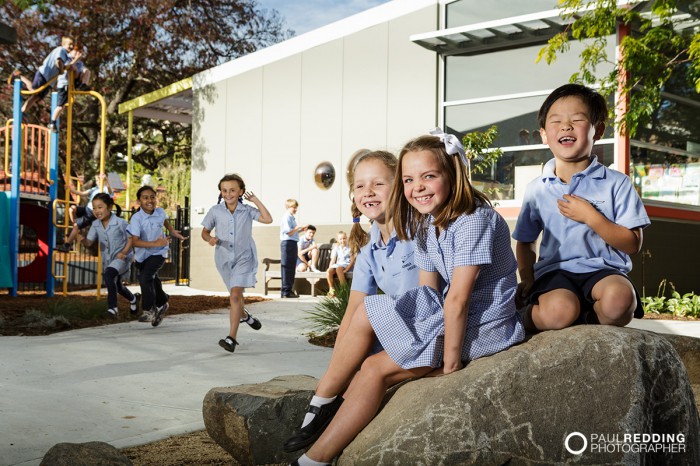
[429,127,467,165]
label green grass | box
[40,298,108,321]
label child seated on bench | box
[297,225,320,272]
[326,231,354,297]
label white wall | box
[190,5,438,292]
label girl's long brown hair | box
[388,134,490,242]
[346,149,398,256]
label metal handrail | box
[18,74,58,96]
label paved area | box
[0,286,331,466]
[0,285,698,466]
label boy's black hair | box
[307,224,316,231]
[537,83,608,129]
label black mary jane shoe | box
[282,396,344,453]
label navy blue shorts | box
[528,269,644,322]
[31,71,50,99]
[75,207,95,229]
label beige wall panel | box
[191,81,228,226]
[386,7,439,148]
[299,40,345,225]
[225,69,265,196]
[261,55,303,224]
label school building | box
[144,0,699,295]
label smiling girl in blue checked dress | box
[289,130,525,466]
[201,174,273,353]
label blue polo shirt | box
[127,207,170,262]
[513,156,650,278]
[279,210,298,242]
[351,222,419,296]
[39,46,70,81]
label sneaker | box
[282,396,344,453]
[281,292,300,299]
[76,82,91,91]
[218,336,238,353]
[327,288,336,298]
[47,121,57,132]
[106,308,118,318]
[138,309,155,322]
[56,242,71,253]
[152,302,169,327]
[129,293,141,315]
[240,308,262,330]
[311,266,321,273]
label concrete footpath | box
[1,286,699,466]
[0,286,332,466]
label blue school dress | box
[364,206,525,369]
[87,215,133,279]
[201,203,261,289]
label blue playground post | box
[46,91,59,296]
[10,79,22,296]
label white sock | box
[296,454,330,466]
[301,395,336,428]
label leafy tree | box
[538,0,699,137]
[1,0,292,203]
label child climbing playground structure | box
[1,74,107,297]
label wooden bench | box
[263,242,352,296]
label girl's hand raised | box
[243,191,257,201]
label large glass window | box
[446,96,614,202]
[630,64,700,207]
[446,0,557,29]
[445,40,616,102]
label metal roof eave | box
[410,8,579,56]
[117,77,193,124]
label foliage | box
[537,0,699,137]
[462,125,504,179]
[641,279,700,318]
[305,283,351,334]
[1,0,293,209]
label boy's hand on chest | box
[557,194,600,225]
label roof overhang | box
[410,8,579,56]
[117,77,192,124]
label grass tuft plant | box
[305,283,351,334]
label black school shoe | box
[240,308,262,330]
[281,292,300,299]
[218,336,238,353]
[130,293,141,315]
[282,396,344,453]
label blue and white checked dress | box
[364,206,525,369]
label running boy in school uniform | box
[513,83,650,332]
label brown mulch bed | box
[0,292,268,336]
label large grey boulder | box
[663,333,700,411]
[40,441,132,466]
[203,374,316,465]
[338,326,700,465]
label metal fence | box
[15,199,190,293]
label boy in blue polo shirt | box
[513,83,650,333]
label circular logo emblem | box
[565,432,588,455]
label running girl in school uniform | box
[288,131,525,465]
[325,231,354,297]
[283,149,420,454]
[201,173,273,353]
[127,185,185,327]
[79,193,139,317]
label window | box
[446,0,558,29]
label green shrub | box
[305,283,351,334]
[642,279,700,318]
